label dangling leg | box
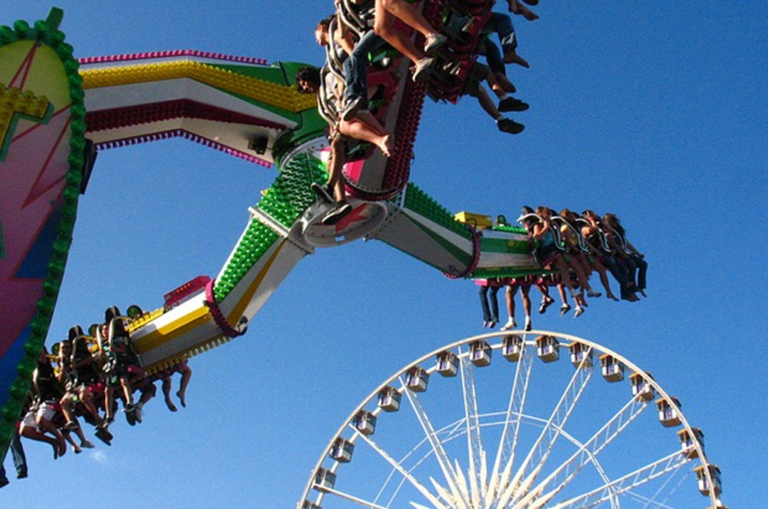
[479,285,492,327]
[162,376,177,412]
[501,284,518,330]
[521,285,532,331]
[177,364,192,408]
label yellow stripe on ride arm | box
[132,305,213,355]
[79,60,316,113]
[224,240,286,325]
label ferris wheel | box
[299,331,724,509]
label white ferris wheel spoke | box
[487,340,535,509]
[459,351,487,504]
[400,378,469,507]
[318,486,391,509]
[627,468,689,509]
[500,346,596,507]
[355,431,451,509]
[545,451,690,509]
[512,393,651,509]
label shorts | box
[36,401,57,422]
[20,411,37,430]
[463,63,490,97]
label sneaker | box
[497,118,525,135]
[524,320,532,332]
[500,318,517,331]
[0,477,9,489]
[73,444,83,454]
[539,298,554,314]
[81,440,95,449]
[17,470,28,480]
[559,304,571,316]
[412,57,435,83]
[322,202,353,225]
[424,33,448,54]
[134,405,143,423]
[311,182,334,204]
[341,95,365,121]
[586,290,602,298]
[574,306,585,318]
[498,97,530,112]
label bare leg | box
[328,135,348,203]
[508,0,539,20]
[177,366,192,408]
[494,72,516,94]
[162,377,177,412]
[33,418,66,458]
[79,388,102,424]
[504,285,518,328]
[119,377,134,407]
[379,0,439,38]
[474,84,503,121]
[62,431,82,453]
[104,386,114,421]
[59,395,77,426]
[374,7,426,64]
[521,286,532,329]
[21,425,62,459]
[564,255,594,294]
[339,119,393,157]
[486,71,506,100]
[589,257,619,300]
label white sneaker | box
[500,318,517,331]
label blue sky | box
[2,1,766,507]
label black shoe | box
[539,298,554,314]
[311,182,334,204]
[0,477,9,489]
[497,118,525,135]
[125,407,137,426]
[17,470,28,480]
[95,428,112,446]
[498,97,530,112]
[323,202,353,226]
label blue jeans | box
[478,13,516,75]
[479,286,501,322]
[484,12,516,53]
[0,430,27,483]
[601,255,634,300]
[343,30,386,106]
[631,255,648,290]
